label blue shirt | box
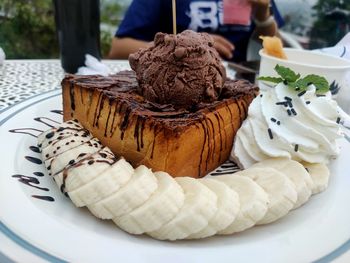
[116,0,284,62]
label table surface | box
[0,59,349,263]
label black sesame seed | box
[78,153,87,158]
[295,87,301,91]
[284,96,292,101]
[68,159,75,165]
[71,140,75,143]
[287,101,293,108]
[45,154,49,158]
[294,144,299,152]
[306,101,311,105]
[298,90,306,97]
[65,142,69,145]
[271,118,277,123]
[291,109,297,116]
[260,94,263,97]
[88,160,94,165]
[336,117,341,124]
[277,121,281,125]
[57,146,61,150]
[53,151,56,154]
[305,167,309,173]
[268,128,273,140]
[287,109,292,116]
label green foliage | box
[0,0,123,59]
[310,0,350,49]
[0,0,59,58]
[257,76,283,83]
[259,65,330,94]
[275,64,300,83]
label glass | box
[53,0,101,73]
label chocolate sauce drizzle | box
[8,113,63,202]
[29,146,41,153]
[51,109,63,115]
[64,71,257,178]
[70,81,76,111]
[209,161,241,176]
[12,174,49,191]
[34,117,60,128]
[25,156,43,165]
[31,195,55,202]
[9,128,42,138]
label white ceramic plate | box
[1,90,350,263]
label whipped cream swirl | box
[231,83,346,168]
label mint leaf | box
[258,76,283,83]
[275,65,300,82]
[288,78,308,91]
[260,65,330,95]
[301,74,329,94]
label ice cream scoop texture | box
[129,30,226,110]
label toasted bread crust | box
[62,72,257,178]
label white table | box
[0,59,349,263]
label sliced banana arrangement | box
[38,120,331,241]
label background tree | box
[0,0,125,59]
[310,0,350,49]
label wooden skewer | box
[172,0,177,35]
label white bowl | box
[259,48,350,111]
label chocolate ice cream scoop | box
[129,30,226,110]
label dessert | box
[215,175,268,234]
[231,65,346,168]
[252,158,313,209]
[36,31,345,242]
[38,121,327,240]
[260,36,287,59]
[62,30,258,178]
[129,30,226,110]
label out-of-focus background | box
[0,0,348,59]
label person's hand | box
[248,0,271,22]
[210,34,235,60]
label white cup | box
[259,48,350,113]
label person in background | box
[109,0,284,62]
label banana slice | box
[38,120,86,149]
[147,177,217,241]
[230,135,256,169]
[48,138,102,177]
[302,162,330,194]
[252,158,313,209]
[42,130,92,161]
[214,175,269,234]
[64,147,116,191]
[114,171,185,235]
[187,178,239,239]
[67,158,134,207]
[87,165,158,219]
[237,167,297,225]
